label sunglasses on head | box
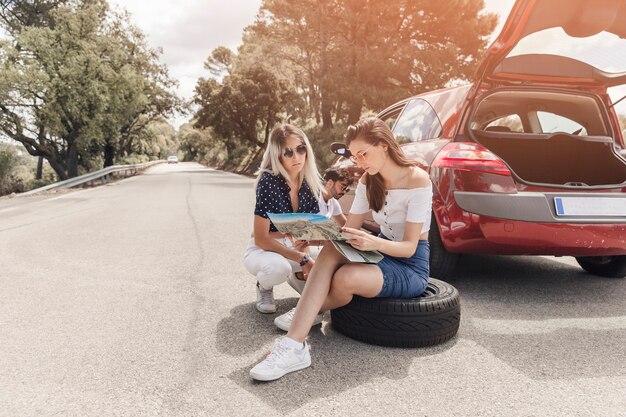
[282,144,307,158]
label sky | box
[108,0,626,127]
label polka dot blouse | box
[254,170,320,232]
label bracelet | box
[299,254,310,266]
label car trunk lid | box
[476,0,626,88]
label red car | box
[332,0,626,278]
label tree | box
[0,0,182,179]
[245,0,497,127]
[178,123,216,162]
[102,9,183,165]
[194,49,302,160]
[0,0,70,35]
[203,46,234,79]
[246,0,334,127]
[0,0,72,179]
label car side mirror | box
[331,142,351,157]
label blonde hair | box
[256,124,322,197]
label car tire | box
[330,278,461,348]
[429,216,459,280]
[575,255,626,278]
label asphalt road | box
[0,162,624,417]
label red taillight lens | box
[432,142,511,176]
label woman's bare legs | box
[286,246,384,342]
[320,263,383,311]
[286,245,346,342]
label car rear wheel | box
[429,216,459,280]
[330,278,460,348]
[575,255,626,278]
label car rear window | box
[471,90,608,136]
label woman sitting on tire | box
[250,117,433,381]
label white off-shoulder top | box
[349,180,432,242]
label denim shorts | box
[376,237,430,298]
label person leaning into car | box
[250,117,433,381]
[243,124,323,315]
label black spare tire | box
[330,278,460,348]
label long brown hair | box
[345,117,414,212]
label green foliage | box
[0,146,17,179]
[25,164,56,191]
[118,153,150,165]
[0,143,55,195]
[204,46,234,78]
[177,123,218,162]
[0,0,182,180]
[194,55,302,159]
[246,0,497,128]
[202,142,228,167]
[127,118,178,159]
[190,0,498,177]
[0,0,70,34]
[303,123,348,171]
[227,145,252,169]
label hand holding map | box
[267,213,383,263]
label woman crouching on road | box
[243,124,323,314]
[250,117,432,381]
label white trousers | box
[243,237,320,292]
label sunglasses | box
[349,144,375,163]
[282,144,307,159]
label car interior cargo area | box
[469,89,626,186]
[472,129,626,186]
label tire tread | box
[331,278,461,348]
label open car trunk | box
[472,129,626,187]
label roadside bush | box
[199,140,227,166]
[80,156,105,174]
[118,154,150,165]
[223,144,250,169]
[0,146,20,195]
[26,165,57,190]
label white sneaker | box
[274,307,323,331]
[287,272,306,294]
[256,282,276,314]
[250,338,311,381]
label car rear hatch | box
[465,0,626,189]
[449,0,626,224]
[476,0,626,89]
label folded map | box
[267,213,344,241]
[267,213,383,263]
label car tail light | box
[431,142,511,176]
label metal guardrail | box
[19,160,164,197]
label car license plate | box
[554,197,626,216]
